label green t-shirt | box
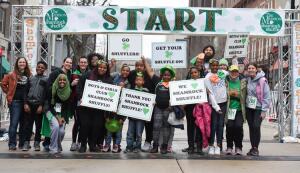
[229,79,241,110]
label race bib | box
[55,103,62,113]
[228,109,237,120]
[247,96,257,109]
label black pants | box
[226,110,244,149]
[246,108,262,148]
[72,106,81,143]
[144,113,154,143]
[209,102,227,147]
[24,104,43,142]
[79,107,105,148]
[185,104,201,147]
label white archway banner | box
[43,6,285,37]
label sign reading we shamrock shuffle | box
[117,88,156,121]
[81,80,121,112]
[43,6,285,37]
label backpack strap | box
[256,77,267,104]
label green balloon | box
[105,119,122,133]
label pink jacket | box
[193,103,212,148]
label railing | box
[0,88,9,128]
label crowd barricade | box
[267,90,278,122]
[0,88,9,127]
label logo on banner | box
[45,8,68,30]
[260,11,283,34]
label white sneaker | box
[208,146,215,155]
[202,146,209,153]
[141,142,151,152]
[214,146,221,155]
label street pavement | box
[0,119,300,173]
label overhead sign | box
[224,32,249,58]
[152,42,187,68]
[81,80,121,112]
[117,88,156,121]
[169,79,208,106]
[43,6,285,37]
[23,16,39,72]
[292,22,300,137]
[108,34,142,60]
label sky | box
[108,0,189,58]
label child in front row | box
[103,64,131,153]
[124,72,149,153]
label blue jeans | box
[105,127,123,146]
[8,100,25,148]
[209,102,227,147]
[126,119,144,149]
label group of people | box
[1,45,271,156]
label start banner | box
[43,6,285,37]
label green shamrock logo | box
[191,83,198,89]
[241,38,247,45]
[122,42,130,51]
[108,91,115,98]
[217,71,226,80]
[164,50,173,58]
[143,107,150,115]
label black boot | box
[196,143,204,155]
[160,144,168,154]
[187,146,194,154]
[79,144,87,153]
[150,144,159,153]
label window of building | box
[0,9,4,34]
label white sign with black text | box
[117,88,156,121]
[224,32,249,59]
[169,79,208,106]
[152,42,187,68]
[81,80,121,112]
[108,34,142,60]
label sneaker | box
[112,144,121,153]
[202,146,209,153]
[182,147,190,152]
[78,145,87,153]
[150,145,159,153]
[235,148,243,155]
[247,148,254,156]
[225,148,233,155]
[133,148,141,153]
[167,145,172,153]
[70,142,78,151]
[160,144,168,154]
[214,146,221,155]
[251,148,259,156]
[124,148,133,153]
[43,145,50,152]
[9,146,17,151]
[22,141,30,151]
[102,145,111,152]
[208,146,215,155]
[141,142,152,152]
[34,141,40,151]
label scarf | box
[51,74,71,105]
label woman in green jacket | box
[224,65,247,155]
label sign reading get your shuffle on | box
[152,42,187,68]
[81,80,121,112]
[117,88,156,121]
[169,79,208,106]
[43,6,285,36]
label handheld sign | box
[117,88,156,121]
[224,32,249,59]
[152,42,187,68]
[81,80,121,112]
[169,79,208,106]
[108,34,142,60]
